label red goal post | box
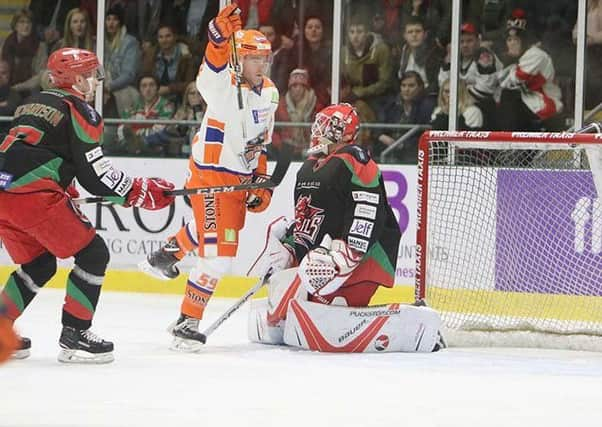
[415,130,602,350]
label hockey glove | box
[0,315,19,364]
[246,188,272,213]
[207,4,242,47]
[126,177,175,210]
[298,236,362,297]
[65,183,80,199]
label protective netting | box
[419,135,602,347]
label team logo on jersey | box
[252,107,271,124]
[349,219,374,238]
[83,103,99,125]
[0,172,13,189]
[294,195,325,249]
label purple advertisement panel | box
[495,170,602,295]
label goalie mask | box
[308,103,360,155]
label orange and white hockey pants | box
[173,165,250,319]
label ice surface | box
[2,289,602,427]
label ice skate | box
[58,326,114,364]
[12,336,31,360]
[139,238,181,280]
[167,315,206,352]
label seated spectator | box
[497,12,563,131]
[0,60,22,134]
[1,9,48,97]
[164,81,206,157]
[142,24,195,107]
[378,71,435,162]
[297,15,332,106]
[117,75,175,156]
[274,69,324,158]
[53,8,95,52]
[573,0,602,109]
[397,16,443,96]
[29,0,79,54]
[438,22,502,129]
[259,22,294,96]
[430,78,484,131]
[342,15,394,122]
[103,5,142,118]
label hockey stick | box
[229,5,247,140]
[196,272,272,344]
[74,145,292,204]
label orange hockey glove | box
[246,188,272,213]
[207,4,242,47]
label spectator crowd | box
[0,0,594,162]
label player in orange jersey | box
[139,4,279,351]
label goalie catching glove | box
[125,177,175,210]
[298,235,363,297]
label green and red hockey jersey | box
[290,144,401,287]
[0,88,133,199]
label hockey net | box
[416,131,602,351]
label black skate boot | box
[168,315,206,352]
[12,336,31,359]
[138,238,181,280]
[58,326,114,364]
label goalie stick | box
[74,145,292,204]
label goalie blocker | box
[248,269,444,353]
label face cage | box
[237,53,273,81]
[308,113,346,155]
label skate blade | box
[12,349,31,360]
[138,259,172,281]
[169,337,204,353]
[58,349,114,364]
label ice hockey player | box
[138,4,279,351]
[0,48,176,363]
[247,103,444,353]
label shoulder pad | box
[333,145,380,188]
[65,96,102,126]
[338,144,371,164]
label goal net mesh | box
[416,131,602,349]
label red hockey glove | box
[0,316,19,364]
[65,183,80,199]
[207,4,241,47]
[126,177,175,210]
[246,188,272,213]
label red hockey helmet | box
[47,48,104,88]
[308,103,360,155]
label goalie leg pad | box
[283,299,443,353]
[247,298,285,345]
[264,268,308,325]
